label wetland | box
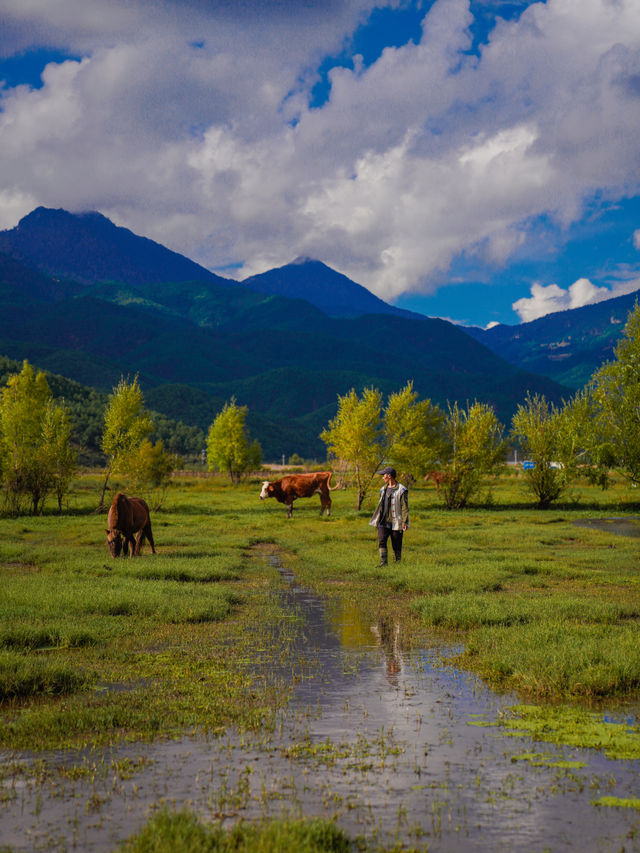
[1,472,640,850]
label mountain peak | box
[16,206,113,232]
[1,206,230,288]
[242,259,420,320]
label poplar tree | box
[320,387,384,509]
[384,381,444,481]
[206,398,261,483]
[100,376,153,508]
[0,360,75,514]
[440,401,505,509]
[587,303,640,485]
[511,392,580,508]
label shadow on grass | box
[444,500,640,513]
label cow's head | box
[105,528,123,557]
[259,481,273,500]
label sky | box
[1,0,640,328]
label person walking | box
[369,466,409,566]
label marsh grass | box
[119,809,352,853]
[496,704,640,761]
[0,651,87,700]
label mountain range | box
[0,206,632,459]
[465,292,638,390]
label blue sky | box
[1,0,639,327]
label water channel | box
[1,549,640,851]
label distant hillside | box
[0,207,231,288]
[0,268,570,456]
[242,258,420,319]
[464,291,640,389]
[0,355,204,462]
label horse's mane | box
[110,492,128,528]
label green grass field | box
[2,467,640,758]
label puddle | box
[2,554,640,851]
[574,517,640,537]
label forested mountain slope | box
[0,207,573,458]
[464,291,640,389]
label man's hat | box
[379,466,396,477]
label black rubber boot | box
[378,547,388,567]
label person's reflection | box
[371,614,403,687]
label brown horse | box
[106,493,156,558]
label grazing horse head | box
[105,527,123,558]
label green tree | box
[510,392,580,508]
[440,401,505,509]
[128,438,178,509]
[0,360,75,514]
[206,398,261,483]
[100,376,153,508]
[561,388,613,489]
[41,400,77,512]
[384,381,444,481]
[320,387,384,509]
[587,303,640,485]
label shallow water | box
[574,516,640,537]
[2,558,640,851]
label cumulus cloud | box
[512,277,640,323]
[0,0,640,303]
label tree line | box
[320,303,640,509]
[0,366,263,514]
[2,302,640,514]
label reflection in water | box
[1,554,640,851]
[371,615,403,687]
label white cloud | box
[512,277,640,323]
[0,0,640,305]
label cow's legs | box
[286,502,293,518]
[320,494,331,516]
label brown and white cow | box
[106,492,156,557]
[259,471,336,518]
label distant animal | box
[424,471,447,492]
[106,493,156,557]
[259,471,337,518]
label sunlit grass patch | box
[0,622,99,650]
[414,592,640,630]
[0,651,88,700]
[497,704,640,761]
[121,556,241,583]
[592,796,640,810]
[460,620,640,698]
[509,751,586,769]
[119,809,352,853]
